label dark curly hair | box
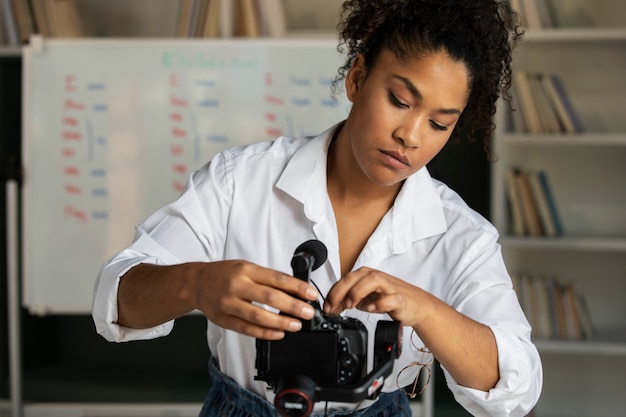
[334,0,523,155]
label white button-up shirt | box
[93,124,541,416]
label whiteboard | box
[22,37,351,314]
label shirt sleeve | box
[92,153,232,343]
[443,321,542,417]
[441,227,543,417]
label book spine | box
[528,170,557,237]
[515,169,544,236]
[537,171,563,236]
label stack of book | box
[506,168,563,237]
[510,71,583,134]
[176,0,287,39]
[509,0,555,29]
[511,273,594,341]
[0,0,84,45]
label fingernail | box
[344,299,352,309]
[306,287,318,299]
[302,305,315,319]
[289,320,302,331]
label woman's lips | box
[380,150,411,168]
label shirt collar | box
[391,167,448,254]
[275,123,337,222]
[276,122,448,254]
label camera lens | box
[275,374,316,417]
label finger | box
[355,292,383,311]
[323,269,373,314]
[342,273,390,311]
[235,280,316,321]
[256,269,320,302]
[358,293,404,314]
[327,269,399,315]
[219,314,286,340]
[221,299,305,337]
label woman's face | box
[340,48,470,187]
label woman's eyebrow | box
[391,74,462,115]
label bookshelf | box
[492,1,626,416]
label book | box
[509,82,527,132]
[29,0,51,36]
[546,73,583,133]
[256,0,287,38]
[515,169,544,236]
[193,0,211,37]
[537,171,563,236]
[562,283,583,340]
[516,274,593,341]
[219,0,233,37]
[175,0,194,37]
[10,0,34,42]
[506,168,526,236]
[546,276,567,339]
[186,0,202,37]
[529,73,561,133]
[512,71,542,134]
[533,275,552,339]
[201,0,221,38]
[38,0,84,38]
[527,170,558,237]
[574,292,594,340]
[236,0,260,37]
[49,0,84,37]
[512,71,583,134]
[521,0,543,29]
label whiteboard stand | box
[6,177,23,417]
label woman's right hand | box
[188,260,319,340]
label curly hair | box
[333,0,523,155]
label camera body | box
[255,301,368,388]
[255,240,402,417]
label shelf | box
[498,132,626,146]
[522,28,626,42]
[534,329,626,356]
[499,236,626,252]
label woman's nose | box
[393,116,423,148]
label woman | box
[93,1,541,416]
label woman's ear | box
[345,54,367,102]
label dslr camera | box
[255,240,402,417]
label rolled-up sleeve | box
[92,247,175,343]
[444,321,542,417]
[440,225,543,416]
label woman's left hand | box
[323,267,427,327]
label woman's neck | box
[326,125,402,209]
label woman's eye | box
[430,121,448,131]
[388,91,408,108]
